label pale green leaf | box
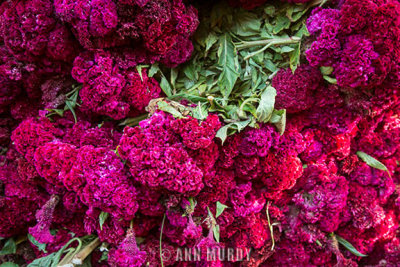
[323,76,337,84]
[213,225,220,243]
[357,151,389,173]
[256,86,276,123]
[216,202,228,218]
[160,76,173,97]
[157,102,184,119]
[99,211,109,231]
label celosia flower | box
[108,229,147,267]
[29,195,59,244]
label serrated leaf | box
[335,235,367,257]
[213,225,220,243]
[256,86,276,123]
[217,34,240,98]
[0,238,16,255]
[99,212,109,231]
[216,202,228,218]
[28,234,47,253]
[160,76,173,97]
[356,151,390,176]
[0,262,19,267]
[157,101,184,119]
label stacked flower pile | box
[0,0,400,266]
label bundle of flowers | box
[0,0,400,266]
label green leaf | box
[231,10,262,37]
[136,65,144,81]
[269,109,286,135]
[205,32,218,52]
[148,64,160,78]
[0,238,16,255]
[28,234,47,253]
[27,252,57,267]
[273,16,291,34]
[323,76,337,84]
[170,68,178,88]
[215,119,251,145]
[256,86,276,123]
[320,66,333,75]
[192,102,209,121]
[157,101,184,119]
[217,34,240,98]
[160,76,173,97]
[65,100,77,123]
[0,262,19,267]
[289,42,301,72]
[99,211,109,231]
[335,235,367,257]
[216,202,228,218]
[356,151,390,176]
[213,225,220,243]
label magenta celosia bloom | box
[118,111,205,195]
[108,229,147,267]
[29,195,59,244]
[229,182,266,217]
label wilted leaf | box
[231,10,262,37]
[157,101,184,119]
[320,66,333,75]
[192,102,209,120]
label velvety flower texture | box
[118,111,219,195]
[272,64,323,113]
[72,50,161,119]
[108,229,147,267]
[306,0,400,91]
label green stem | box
[160,214,166,267]
[235,36,301,50]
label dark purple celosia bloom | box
[306,0,400,92]
[71,50,161,119]
[108,229,147,267]
[272,65,323,113]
